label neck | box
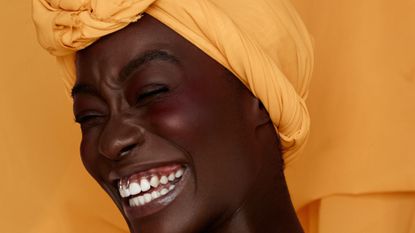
[208,172,303,233]
[206,129,303,233]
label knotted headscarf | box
[33,0,314,165]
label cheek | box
[143,88,259,176]
[79,131,101,178]
[143,95,209,147]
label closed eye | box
[136,84,169,103]
[74,113,103,124]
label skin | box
[73,15,303,233]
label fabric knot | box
[33,0,156,56]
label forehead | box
[75,15,194,84]
[73,14,247,100]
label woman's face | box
[73,15,271,233]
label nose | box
[98,116,145,160]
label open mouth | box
[116,163,187,217]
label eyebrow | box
[119,49,180,83]
[71,49,180,98]
[71,83,98,98]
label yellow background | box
[1,1,414,232]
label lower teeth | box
[129,184,176,207]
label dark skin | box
[73,15,303,233]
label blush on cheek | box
[144,100,206,145]
[151,111,198,138]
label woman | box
[33,0,313,232]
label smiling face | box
[73,15,285,233]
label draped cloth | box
[32,0,314,165]
[24,0,415,233]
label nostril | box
[119,144,137,158]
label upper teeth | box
[140,179,151,192]
[129,182,141,195]
[118,168,184,199]
[175,169,184,178]
[168,172,176,181]
[160,176,168,184]
[150,176,159,188]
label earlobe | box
[249,97,271,128]
[257,99,272,127]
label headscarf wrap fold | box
[33,0,314,165]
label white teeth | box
[129,198,135,207]
[175,169,184,178]
[140,179,151,192]
[119,185,131,198]
[123,167,186,206]
[129,182,141,195]
[160,176,168,184]
[138,195,145,205]
[160,188,169,195]
[151,191,160,199]
[129,196,140,207]
[134,197,140,206]
[129,190,166,207]
[119,187,126,198]
[150,176,159,188]
[144,193,152,203]
[168,173,175,181]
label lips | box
[115,163,187,217]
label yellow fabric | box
[32,0,314,165]
[287,0,415,231]
[298,194,415,233]
[286,0,415,233]
[1,0,415,233]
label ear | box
[248,97,271,128]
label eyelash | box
[74,113,102,125]
[136,85,169,103]
[74,85,169,125]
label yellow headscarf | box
[33,0,314,165]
